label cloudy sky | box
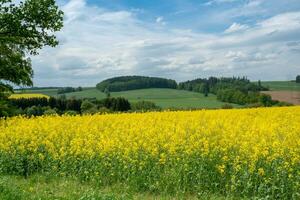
[32,0,300,86]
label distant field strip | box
[262,81,300,91]
[9,93,50,99]
[15,89,59,96]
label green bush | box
[81,100,97,113]
[26,106,44,116]
[296,75,300,83]
[98,107,111,114]
[82,107,99,115]
[103,97,131,112]
[131,101,160,111]
[64,110,78,116]
[221,104,233,109]
[246,103,264,108]
[274,101,293,107]
[0,100,10,117]
[44,109,57,116]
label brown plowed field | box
[262,91,300,105]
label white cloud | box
[204,0,238,6]
[224,23,249,34]
[156,16,166,25]
[259,12,300,30]
[31,1,300,86]
[245,0,264,8]
[156,17,163,23]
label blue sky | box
[32,0,300,86]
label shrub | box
[26,105,44,116]
[246,103,264,108]
[81,100,97,113]
[44,109,57,116]
[82,107,99,115]
[296,75,300,83]
[64,110,78,116]
[0,100,11,117]
[104,97,131,112]
[131,101,160,111]
[98,107,111,114]
[221,104,233,109]
[274,101,293,107]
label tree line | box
[96,76,177,92]
[178,77,268,94]
[6,96,160,117]
[57,87,83,94]
[177,76,280,105]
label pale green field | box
[63,88,237,108]
[262,81,300,91]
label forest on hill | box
[95,75,289,106]
[96,76,178,92]
[5,76,297,118]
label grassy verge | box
[0,174,243,200]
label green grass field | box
[16,88,236,109]
[64,88,235,109]
[262,81,300,91]
[16,81,300,108]
[0,174,242,200]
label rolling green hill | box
[63,88,235,109]
[96,75,177,92]
[63,88,106,99]
[15,81,299,109]
[16,87,233,108]
[262,81,300,91]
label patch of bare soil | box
[262,91,300,105]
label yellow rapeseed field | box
[0,106,299,198]
[9,93,50,99]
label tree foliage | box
[179,77,270,105]
[0,0,63,95]
[103,97,131,111]
[10,97,82,112]
[57,87,83,94]
[131,100,160,111]
[296,75,300,83]
[96,76,177,92]
[178,77,268,94]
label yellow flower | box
[217,164,226,174]
[29,187,34,192]
[258,168,265,176]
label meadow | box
[262,81,300,91]
[0,106,299,199]
[15,81,299,109]
[16,88,237,109]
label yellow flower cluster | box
[9,93,50,99]
[0,106,299,198]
